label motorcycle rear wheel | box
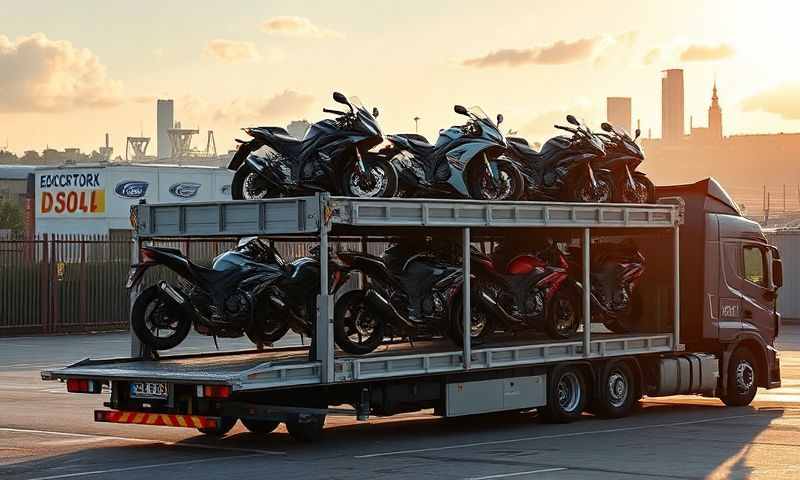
[232,165,275,200]
[334,290,386,355]
[450,293,493,346]
[131,285,192,350]
[341,158,399,198]
[546,289,579,339]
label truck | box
[41,177,783,442]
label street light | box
[413,116,420,133]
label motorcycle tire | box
[131,285,192,351]
[341,158,399,198]
[333,290,385,355]
[245,318,290,346]
[231,164,275,200]
[467,159,525,201]
[450,293,493,346]
[617,173,655,204]
[546,289,580,339]
[566,170,615,203]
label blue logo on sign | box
[115,181,149,198]
[169,182,201,198]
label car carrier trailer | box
[41,178,783,442]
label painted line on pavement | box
[24,454,262,480]
[0,427,285,455]
[466,468,568,479]
[355,412,763,458]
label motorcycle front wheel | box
[341,159,399,198]
[546,289,579,339]
[450,293,494,346]
[567,170,615,203]
[333,290,386,355]
[131,285,192,350]
[467,160,525,201]
[231,165,276,200]
[617,173,655,204]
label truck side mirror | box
[773,259,783,288]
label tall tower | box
[606,97,632,134]
[157,99,174,159]
[661,69,684,142]
[708,81,723,141]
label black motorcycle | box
[129,238,322,350]
[567,240,646,333]
[383,105,524,200]
[471,243,579,340]
[506,115,614,203]
[229,92,398,199]
[333,243,491,355]
[596,122,655,203]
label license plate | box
[130,382,168,400]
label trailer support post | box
[463,227,471,370]
[316,194,334,382]
[673,225,682,350]
[129,234,148,359]
[582,228,591,357]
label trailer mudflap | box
[94,410,221,430]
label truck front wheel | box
[540,365,587,423]
[722,347,758,407]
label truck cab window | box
[743,245,767,287]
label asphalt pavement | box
[1,327,799,479]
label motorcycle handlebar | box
[554,124,577,134]
[323,108,347,116]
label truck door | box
[719,242,743,339]
[740,243,777,338]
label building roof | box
[0,165,38,180]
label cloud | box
[261,16,343,39]
[0,33,123,113]
[642,48,661,65]
[213,90,315,123]
[204,39,260,64]
[742,82,800,120]
[679,43,735,62]
[463,32,637,69]
[517,103,602,142]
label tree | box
[0,201,24,232]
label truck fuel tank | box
[654,353,718,396]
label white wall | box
[766,230,800,320]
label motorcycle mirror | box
[333,91,348,105]
[601,122,614,132]
[566,114,580,126]
[454,105,468,115]
[634,128,641,140]
[496,113,504,125]
[372,107,379,118]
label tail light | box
[140,248,157,264]
[197,385,231,399]
[67,378,103,394]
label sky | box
[2,0,800,156]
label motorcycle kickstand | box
[212,335,220,351]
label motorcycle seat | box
[390,134,435,155]
[249,127,303,158]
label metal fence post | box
[316,193,334,383]
[582,228,591,357]
[463,227,471,370]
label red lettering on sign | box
[66,191,78,212]
[54,192,66,213]
[41,192,53,213]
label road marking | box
[24,454,261,480]
[355,413,763,458]
[466,468,568,479]
[0,427,285,455]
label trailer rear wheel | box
[240,418,280,434]
[722,347,758,407]
[286,415,325,442]
[540,365,587,423]
[197,416,237,437]
[592,360,637,418]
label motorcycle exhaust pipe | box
[157,281,199,321]
[363,289,417,330]
[476,290,524,326]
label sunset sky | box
[2,0,799,156]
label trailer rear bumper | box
[94,410,221,430]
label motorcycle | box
[383,105,524,200]
[128,237,301,350]
[506,115,614,203]
[471,241,580,340]
[596,122,655,203]
[566,240,646,333]
[333,242,492,355]
[229,92,398,200]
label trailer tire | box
[540,365,587,423]
[197,416,237,437]
[592,360,637,418]
[240,418,279,434]
[722,347,758,407]
[286,416,325,442]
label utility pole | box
[413,117,420,133]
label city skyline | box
[1,1,800,156]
